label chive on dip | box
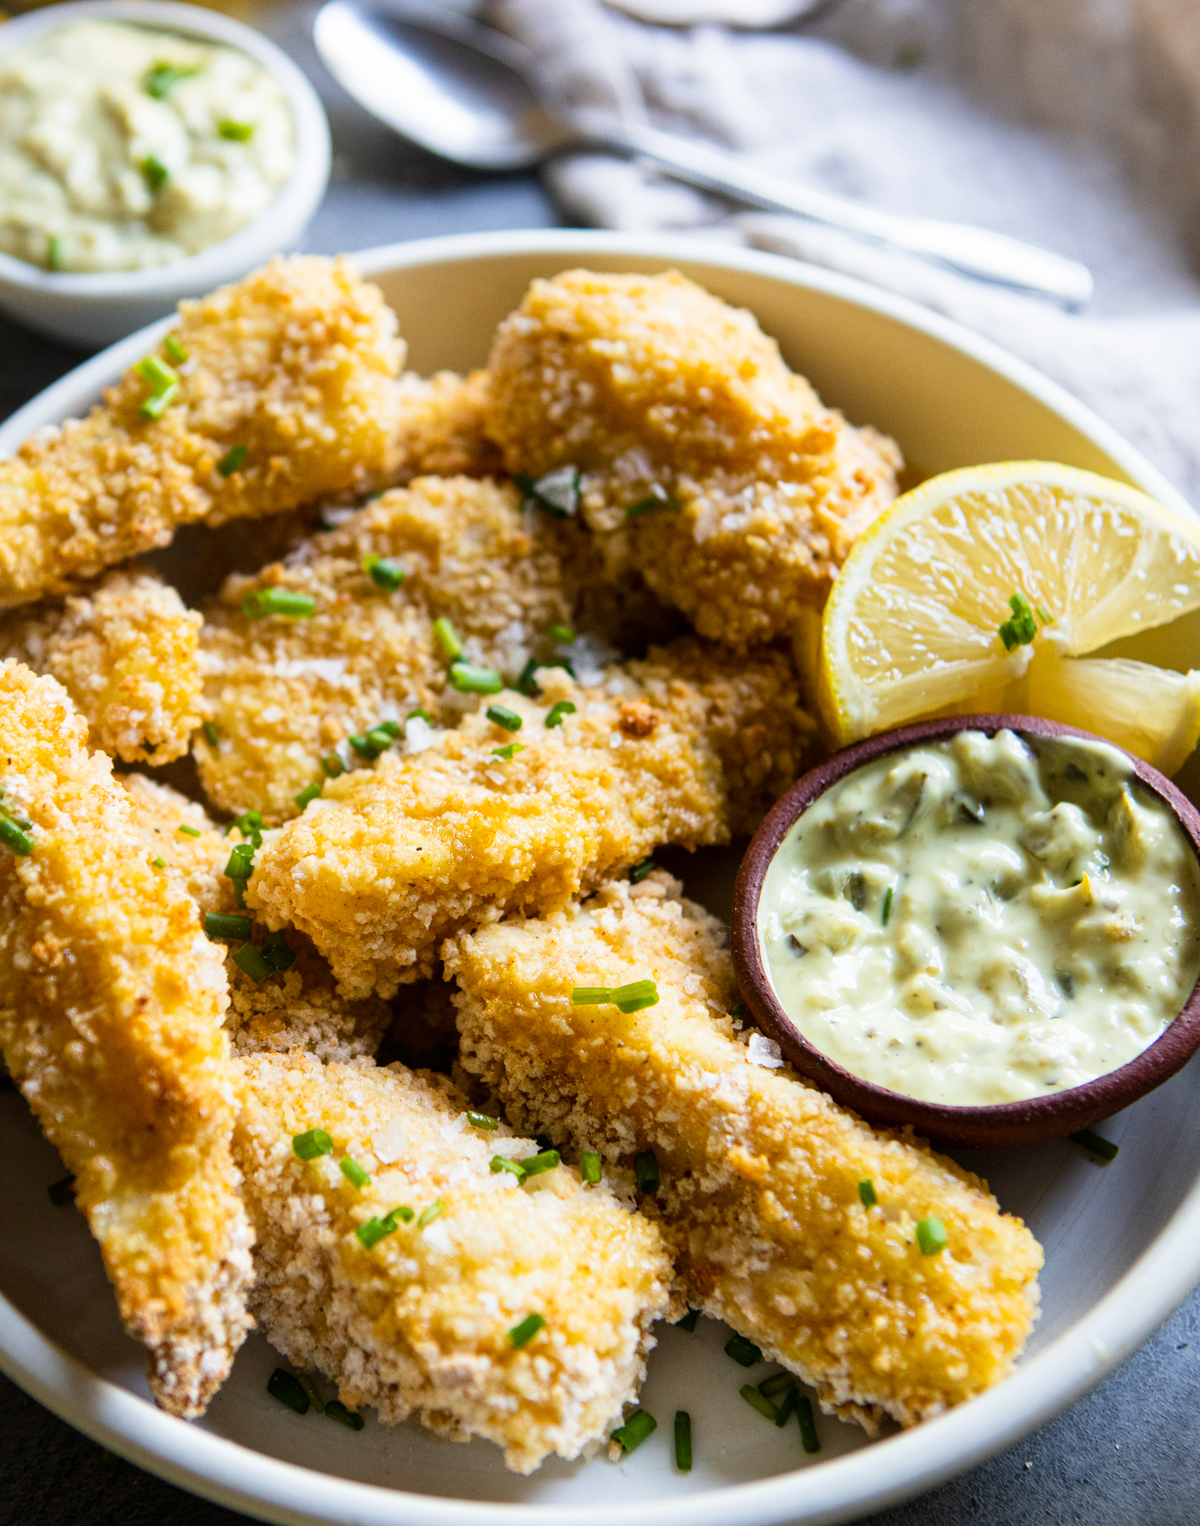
[0,20,295,273]
[759,729,1200,1107]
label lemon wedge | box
[818,461,1200,772]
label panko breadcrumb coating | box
[0,570,202,763]
[447,874,1043,1433]
[0,664,253,1418]
[0,256,403,607]
[235,1051,673,1473]
[390,370,504,482]
[247,641,809,997]
[487,268,901,646]
[195,475,573,823]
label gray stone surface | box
[3,3,1200,1522]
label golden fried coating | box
[0,571,202,763]
[195,475,573,822]
[117,773,227,913]
[0,664,253,1417]
[487,268,901,646]
[247,651,743,997]
[390,370,504,482]
[447,874,1043,1433]
[235,1051,673,1473]
[0,256,403,607]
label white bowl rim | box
[1,227,1197,1526]
[0,0,330,300]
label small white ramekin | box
[0,0,331,348]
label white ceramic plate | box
[3,230,1200,1526]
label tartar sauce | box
[0,20,295,273]
[760,729,1200,1106]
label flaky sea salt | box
[747,1033,784,1068]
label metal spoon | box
[313,0,1094,308]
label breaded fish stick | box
[0,256,403,607]
[249,644,815,996]
[196,475,572,822]
[487,268,901,647]
[390,370,503,482]
[0,665,253,1417]
[235,1051,672,1473]
[0,570,201,763]
[446,874,1043,1432]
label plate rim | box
[2,226,1197,1526]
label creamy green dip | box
[760,729,1200,1106]
[0,20,295,273]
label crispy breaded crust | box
[0,256,403,607]
[487,268,901,645]
[0,571,202,763]
[446,875,1043,1432]
[235,1051,672,1473]
[0,664,253,1417]
[247,661,729,997]
[390,370,504,482]
[117,773,227,913]
[196,476,572,822]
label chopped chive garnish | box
[491,743,525,761]
[433,617,463,660]
[407,707,432,724]
[545,700,576,728]
[355,1215,397,1249]
[362,554,406,591]
[390,1205,414,1223]
[629,859,657,883]
[202,720,219,747]
[232,943,272,983]
[325,1399,364,1430]
[740,1385,778,1422]
[136,354,177,393]
[242,588,315,620]
[224,842,255,907]
[490,1155,528,1183]
[570,980,659,1013]
[1071,1128,1119,1162]
[294,782,322,809]
[998,592,1039,651]
[634,1150,660,1194]
[322,753,344,778]
[217,444,248,477]
[349,726,395,761]
[516,465,580,518]
[1036,604,1053,623]
[418,1198,446,1228]
[467,1111,499,1130]
[151,856,166,869]
[204,911,252,941]
[46,233,64,271]
[261,928,296,972]
[297,1373,325,1414]
[0,818,34,855]
[725,1334,762,1368]
[486,704,523,732]
[611,1408,657,1453]
[48,1175,75,1206]
[508,1312,546,1348]
[549,624,577,645]
[858,1179,878,1208]
[676,1308,700,1333]
[758,1371,797,1400]
[340,1157,370,1189]
[375,720,403,737]
[729,1002,748,1018]
[580,1149,602,1184]
[881,887,893,926]
[448,661,503,695]
[139,382,179,419]
[292,1128,333,1160]
[517,655,573,697]
[774,1384,798,1428]
[522,1150,560,1178]
[140,155,169,191]
[674,1410,692,1472]
[163,333,188,365]
[231,806,264,844]
[626,485,682,520]
[178,823,202,837]
[796,1395,821,1453]
[267,1368,309,1414]
[916,1216,948,1255]
[219,119,254,141]
[143,62,199,98]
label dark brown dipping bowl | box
[731,713,1200,1150]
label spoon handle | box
[600,121,1093,309]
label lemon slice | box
[819,461,1200,769]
